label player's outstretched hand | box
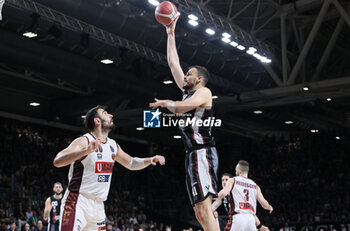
[150,155,165,166]
[149,98,166,109]
[87,139,102,154]
[166,16,179,35]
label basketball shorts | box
[59,191,106,231]
[230,214,255,231]
[185,146,219,206]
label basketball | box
[155,1,179,26]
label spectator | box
[33,220,46,231]
[25,206,32,222]
[28,211,38,228]
[7,221,18,231]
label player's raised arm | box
[116,144,165,170]
[166,17,185,91]
[257,186,273,214]
[53,137,100,167]
[149,87,212,114]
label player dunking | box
[43,182,63,231]
[149,18,219,231]
[53,105,165,231]
[215,161,273,231]
[212,173,270,231]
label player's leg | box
[193,195,220,231]
[186,148,219,231]
[59,191,87,231]
[83,199,106,231]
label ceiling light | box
[221,37,231,43]
[335,136,340,140]
[285,121,293,124]
[222,32,231,38]
[253,110,263,114]
[326,98,331,101]
[29,102,40,107]
[260,57,272,63]
[247,50,255,55]
[148,0,159,6]
[188,20,198,26]
[188,14,198,21]
[23,32,38,38]
[253,53,263,60]
[81,115,86,119]
[310,129,319,133]
[100,59,114,64]
[212,95,218,99]
[229,41,238,47]
[237,45,245,50]
[303,87,309,91]
[136,127,144,131]
[173,135,182,139]
[163,80,173,85]
[205,28,215,35]
[248,47,257,52]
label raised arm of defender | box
[166,17,184,91]
[116,144,165,170]
[54,137,165,170]
[53,137,100,167]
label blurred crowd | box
[0,117,349,230]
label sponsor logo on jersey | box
[97,175,110,182]
[98,226,106,231]
[97,153,102,159]
[95,162,113,173]
[110,145,114,152]
[239,202,255,212]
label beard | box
[183,81,195,91]
[54,191,61,196]
[101,119,115,132]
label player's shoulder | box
[197,87,212,94]
[108,138,119,147]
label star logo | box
[143,109,162,128]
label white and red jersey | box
[66,133,118,202]
[232,176,258,215]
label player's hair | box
[53,182,62,187]
[84,105,107,131]
[189,65,210,85]
[222,173,233,178]
[237,160,249,173]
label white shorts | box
[59,191,106,231]
[230,214,255,231]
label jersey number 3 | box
[243,189,249,201]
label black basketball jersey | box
[50,195,61,224]
[179,90,216,152]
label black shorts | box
[185,146,219,206]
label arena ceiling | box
[1,0,350,144]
